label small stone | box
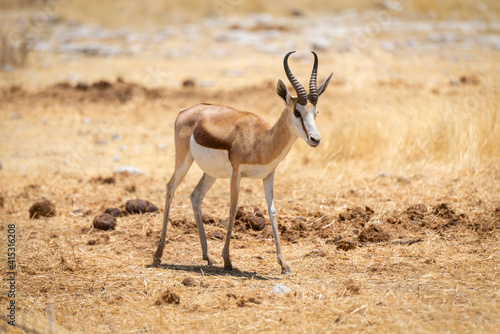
[115,165,144,176]
[93,213,116,231]
[290,8,304,16]
[29,199,56,219]
[1,64,14,72]
[272,284,291,295]
[111,134,123,141]
[254,208,264,218]
[212,232,223,240]
[225,69,244,77]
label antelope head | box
[276,51,333,147]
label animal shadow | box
[147,262,280,281]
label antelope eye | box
[293,110,301,118]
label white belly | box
[189,135,280,179]
[190,135,232,178]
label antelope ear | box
[317,73,333,97]
[276,79,292,105]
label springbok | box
[154,51,332,274]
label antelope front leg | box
[154,154,193,265]
[154,181,174,265]
[263,172,291,274]
[222,168,241,270]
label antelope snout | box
[308,135,321,147]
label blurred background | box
[1,0,499,85]
[0,0,499,176]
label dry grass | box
[317,59,500,168]
[0,32,28,68]
[0,162,499,333]
[1,68,499,333]
[2,0,500,28]
[1,1,500,333]
[59,0,500,24]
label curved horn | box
[308,51,319,105]
[284,51,307,105]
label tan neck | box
[265,107,297,161]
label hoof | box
[153,253,162,266]
[206,254,217,266]
[223,262,233,271]
[281,264,291,275]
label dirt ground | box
[1,1,500,333]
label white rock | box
[309,36,332,51]
[112,134,123,141]
[253,44,282,54]
[272,284,291,295]
[225,69,244,77]
[200,80,215,87]
[115,166,144,176]
[1,64,14,72]
[58,42,123,56]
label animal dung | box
[155,289,180,306]
[125,199,159,214]
[357,225,390,243]
[235,206,266,231]
[181,277,197,287]
[212,232,224,240]
[104,207,123,217]
[93,213,117,231]
[29,199,56,219]
[182,78,196,88]
[343,279,361,295]
[91,176,116,185]
[336,240,358,251]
